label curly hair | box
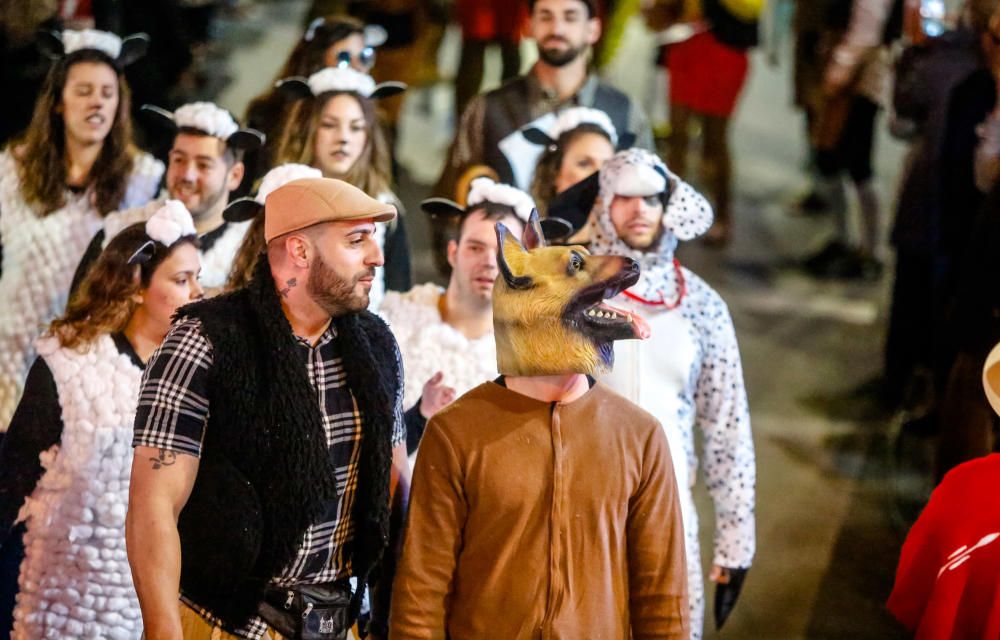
[530,123,613,217]
[273,91,393,200]
[14,50,138,216]
[49,223,198,350]
[225,214,265,292]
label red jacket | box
[888,454,1000,639]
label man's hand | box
[419,372,456,419]
[711,565,749,630]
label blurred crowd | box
[0,0,998,638]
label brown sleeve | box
[627,425,690,639]
[389,418,466,639]
[433,95,486,199]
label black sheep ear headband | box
[275,64,407,102]
[37,29,149,69]
[141,103,265,152]
[126,200,197,265]
[421,197,574,244]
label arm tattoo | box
[279,277,297,298]
[149,448,177,470]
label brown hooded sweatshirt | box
[390,380,689,639]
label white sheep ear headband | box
[467,177,537,222]
[37,29,149,68]
[141,103,265,151]
[128,200,197,265]
[275,65,406,101]
[223,163,322,222]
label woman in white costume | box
[0,29,164,429]
[271,63,410,310]
[0,201,202,639]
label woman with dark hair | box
[272,65,411,309]
[242,15,383,189]
[529,106,619,219]
[0,201,202,639]
[0,29,163,429]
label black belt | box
[257,581,352,640]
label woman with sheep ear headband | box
[0,28,163,431]
[272,62,410,310]
[558,147,756,639]
[0,200,201,640]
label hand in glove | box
[710,565,749,630]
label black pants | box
[816,95,879,184]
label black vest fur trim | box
[174,258,399,628]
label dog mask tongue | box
[492,211,648,377]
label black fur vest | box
[174,258,400,628]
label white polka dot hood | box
[588,148,713,299]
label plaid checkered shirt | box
[133,316,405,639]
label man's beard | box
[538,41,587,67]
[176,179,229,218]
[307,254,374,316]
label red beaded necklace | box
[621,258,687,310]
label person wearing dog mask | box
[391,211,689,639]
[378,178,527,460]
[574,148,756,638]
[72,101,265,295]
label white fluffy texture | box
[379,283,498,411]
[0,151,163,430]
[198,221,252,289]
[547,107,618,145]
[255,164,322,204]
[589,148,713,301]
[601,273,756,639]
[13,334,144,639]
[60,29,122,58]
[610,162,667,197]
[466,177,535,222]
[101,198,165,248]
[173,102,239,140]
[307,67,376,98]
[144,200,195,247]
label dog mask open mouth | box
[493,211,649,377]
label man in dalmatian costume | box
[585,148,756,639]
[73,101,264,294]
[378,177,532,461]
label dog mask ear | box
[495,223,533,290]
[522,209,546,250]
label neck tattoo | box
[279,277,297,298]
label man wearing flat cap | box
[126,177,409,640]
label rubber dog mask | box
[493,211,651,376]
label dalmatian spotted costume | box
[590,149,756,639]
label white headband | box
[146,200,196,247]
[61,29,122,58]
[307,66,377,97]
[548,107,618,145]
[255,164,323,204]
[173,102,239,140]
[467,177,536,222]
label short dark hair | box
[455,203,521,242]
[175,126,244,166]
[528,0,599,18]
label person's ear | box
[447,238,458,269]
[131,291,144,305]
[286,234,311,267]
[227,161,245,192]
[587,16,602,45]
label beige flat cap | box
[264,177,396,242]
